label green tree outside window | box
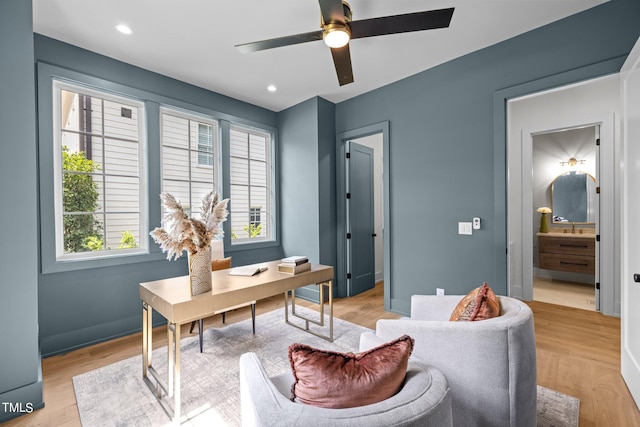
[62,146,103,253]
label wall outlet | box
[436,288,445,296]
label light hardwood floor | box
[533,276,596,311]
[3,282,639,426]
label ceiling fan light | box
[324,26,350,48]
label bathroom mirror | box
[551,171,596,224]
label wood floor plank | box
[3,285,639,426]
[528,300,640,426]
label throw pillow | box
[211,257,232,271]
[449,282,501,321]
[288,334,414,409]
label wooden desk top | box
[140,261,333,324]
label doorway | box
[346,135,384,296]
[531,126,599,311]
[505,73,618,316]
[336,121,389,302]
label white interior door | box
[621,36,640,409]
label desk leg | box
[167,322,181,422]
[174,323,181,422]
[329,279,333,341]
[285,280,334,342]
[141,302,181,423]
[142,302,152,381]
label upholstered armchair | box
[239,351,453,426]
[359,295,537,427]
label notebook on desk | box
[228,264,269,277]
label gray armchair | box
[360,295,537,427]
[239,351,453,427]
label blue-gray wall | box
[317,98,338,270]
[278,97,337,300]
[0,0,43,421]
[335,0,640,313]
[279,98,322,262]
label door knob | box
[372,233,377,237]
[634,274,640,283]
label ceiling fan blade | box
[350,7,454,39]
[236,30,324,53]
[318,0,346,24]
[330,45,354,86]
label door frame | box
[336,121,390,303]
[518,115,613,312]
[493,56,624,315]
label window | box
[161,108,219,218]
[197,123,214,167]
[53,80,146,260]
[250,207,261,226]
[230,126,273,243]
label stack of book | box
[278,256,311,274]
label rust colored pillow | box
[211,257,232,271]
[288,335,414,409]
[449,282,501,321]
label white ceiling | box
[33,0,607,112]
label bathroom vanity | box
[538,232,596,274]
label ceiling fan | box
[235,0,455,86]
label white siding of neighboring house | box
[161,112,217,219]
[229,128,269,240]
[161,113,272,242]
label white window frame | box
[229,125,275,245]
[160,107,221,219]
[52,79,148,261]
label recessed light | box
[115,24,132,35]
[267,85,277,92]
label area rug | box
[537,385,580,427]
[73,307,580,426]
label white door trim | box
[516,114,614,314]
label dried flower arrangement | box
[150,191,229,260]
[536,207,552,214]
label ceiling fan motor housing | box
[321,1,352,26]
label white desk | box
[139,261,334,422]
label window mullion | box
[246,132,252,222]
[188,119,193,215]
[100,98,107,250]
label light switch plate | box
[458,222,472,235]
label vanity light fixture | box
[560,157,585,167]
